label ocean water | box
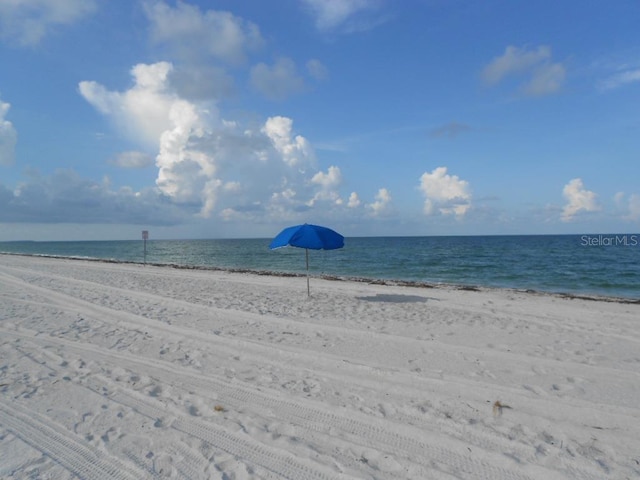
[1,235,639,299]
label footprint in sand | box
[148,383,165,397]
[100,426,120,444]
[302,379,320,394]
[152,453,177,477]
[154,416,175,428]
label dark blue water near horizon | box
[1,234,639,300]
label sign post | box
[142,230,149,265]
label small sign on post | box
[142,230,149,264]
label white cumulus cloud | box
[419,167,471,217]
[154,99,221,213]
[482,45,565,96]
[80,61,226,216]
[368,188,392,216]
[250,58,306,100]
[482,45,551,84]
[310,166,343,204]
[561,178,600,222]
[0,100,17,166]
[261,116,314,169]
[301,0,380,32]
[0,169,183,225]
[311,165,341,189]
[348,192,361,208]
[523,63,566,96]
[0,0,97,46]
[79,62,181,148]
[142,1,269,103]
[144,1,263,65]
[628,193,640,221]
[80,62,346,222]
[615,192,640,222]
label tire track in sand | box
[3,325,540,480]
[0,261,605,480]
[0,400,146,480]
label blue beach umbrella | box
[269,223,345,295]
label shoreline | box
[2,251,639,305]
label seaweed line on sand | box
[2,251,639,305]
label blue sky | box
[1,0,639,240]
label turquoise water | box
[1,235,639,299]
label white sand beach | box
[0,254,639,480]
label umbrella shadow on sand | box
[356,294,438,303]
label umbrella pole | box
[306,248,310,296]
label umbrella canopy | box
[269,223,344,250]
[270,224,344,296]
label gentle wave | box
[2,234,639,300]
[3,251,639,305]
